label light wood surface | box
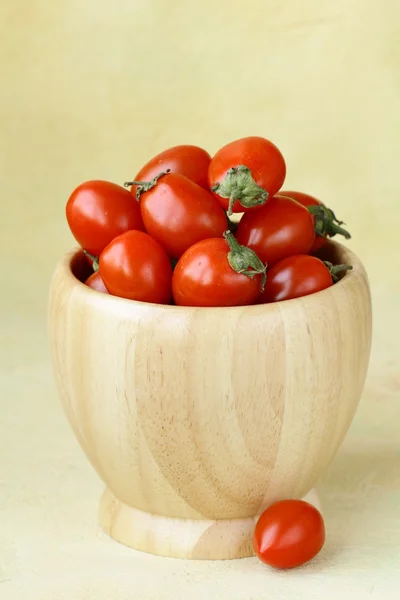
[48,242,372,559]
[98,487,321,560]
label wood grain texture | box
[48,241,372,559]
[98,487,322,560]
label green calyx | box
[323,261,353,283]
[124,169,170,200]
[212,165,268,216]
[308,205,351,240]
[223,230,267,291]
[83,250,99,272]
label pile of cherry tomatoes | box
[66,136,352,307]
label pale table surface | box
[1,241,400,599]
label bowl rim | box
[54,240,366,313]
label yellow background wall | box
[1,4,400,596]
[1,0,399,323]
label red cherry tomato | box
[236,195,315,265]
[259,255,332,302]
[259,254,353,303]
[84,271,108,294]
[253,499,325,569]
[66,180,145,256]
[132,145,211,192]
[172,233,265,307]
[135,173,227,259]
[99,230,172,304]
[208,136,286,215]
[281,190,350,252]
[280,191,327,252]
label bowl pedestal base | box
[99,488,321,560]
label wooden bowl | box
[48,241,372,559]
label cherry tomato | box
[236,195,315,265]
[128,173,227,259]
[131,145,211,193]
[279,190,326,252]
[281,190,350,252]
[258,255,352,303]
[172,232,266,307]
[99,230,172,304]
[253,499,325,569]
[208,136,286,215]
[84,271,108,294]
[66,180,145,256]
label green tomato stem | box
[323,261,353,283]
[124,169,171,200]
[223,230,267,291]
[212,165,269,216]
[83,250,99,272]
[308,205,351,240]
